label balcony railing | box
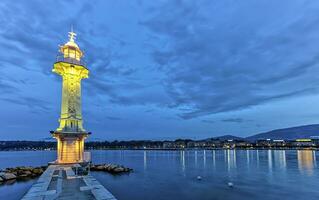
[56,55,87,67]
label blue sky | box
[1,0,319,140]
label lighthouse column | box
[51,30,90,164]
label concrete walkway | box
[21,165,117,200]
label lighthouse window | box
[75,52,80,60]
[69,49,75,58]
[63,49,68,57]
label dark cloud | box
[0,80,18,93]
[144,109,154,113]
[203,118,253,124]
[142,0,319,119]
[201,119,215,124]
[106,116,122,121]
[221,118,250,123]
[1,0,319,140]
[0,96,51,112]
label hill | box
[246,124,319,141]
[205,135,244,141]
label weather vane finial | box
[68,25,76,42]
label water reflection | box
[203,150,206,168]
[256,150,259,168]
[246,150,250,166]
[212,150,216,168]
[1,150,319,200]
[313,151,317,167]
[195,150,198,167]
[268,150,272,173]
[143,150,147,170]
[297,150,315,175]
[274,150,286,170]
[226,149,237,171]
[181,150,185,172]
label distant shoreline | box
[1,139,319,151]
[0,147,318,152]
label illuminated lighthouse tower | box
[52,31,89,164]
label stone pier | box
[21,165,117,200]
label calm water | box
[0,150,318,200]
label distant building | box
[256,139,272,147]
[234,140,253,148]
[292,139,314,147]
[163,141,175,149]
[272,139,286,147]
[310,136,319,146]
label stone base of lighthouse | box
[52,132,88,164]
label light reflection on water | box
[297,150,315,176]
[226,149,237,171]
[143,150,147,170]
[91,149,319,200]
[0,150,319,200]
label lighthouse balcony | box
[56,55,87,68]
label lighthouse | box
[51,30,89,164]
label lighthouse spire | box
[68,25,76,42]
[60,26,83,61]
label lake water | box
[0,150,318,200]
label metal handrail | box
[56,55,87,67]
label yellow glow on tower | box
[52,30,89,164]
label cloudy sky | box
[1,0,319,140]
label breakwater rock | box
[0,166,47,183]
[90,164,133,174]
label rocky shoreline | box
[0,163,132,185]
[90,163,133,174]
[0,166,47,184]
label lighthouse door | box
[63,139,79,163]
